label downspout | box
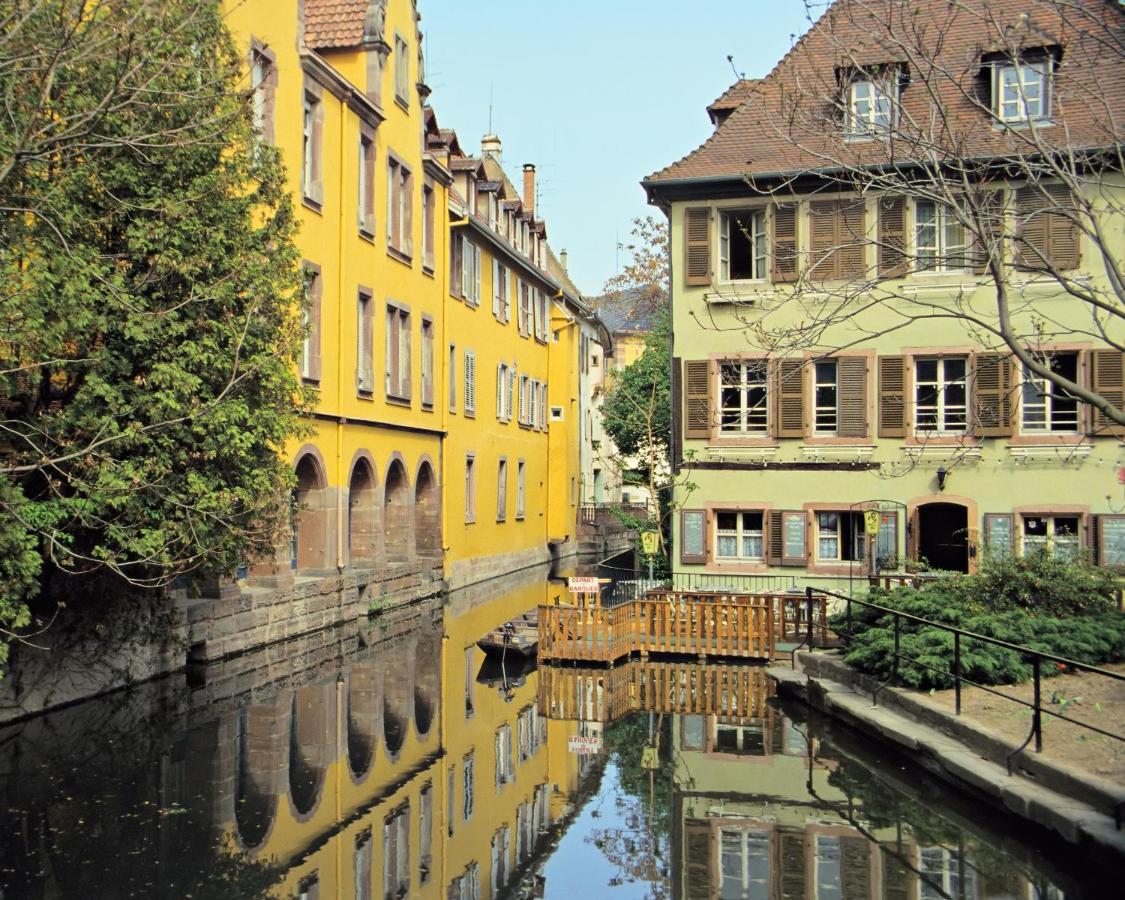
[443,215,469,561]
[336,101,347,571]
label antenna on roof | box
[727,54,744,81]
[488,85,494,134]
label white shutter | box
[492,260,501,317]
[507,370,515,421]
[496,363,504,419]
[465,350,476,414]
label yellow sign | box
[641,531,660,555]
[641,746,660,770]
[864,510,881,536]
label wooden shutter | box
[682,822,712,900]
[684,208,711,286]
[683,360,712,440]
[778,832,806,900]
[308,272,322,382]
[971,189,1004,275]
[808,199,839,280]
[878,355,907,438]
[1088,349,1125,436]
[771,202,799,282]
[838,198,867,278]
[773,358,805,438]
[1017,183,1079,271]
[972,352,1014,437]
[838,356,868,438]
[841,838,871,898]
[766,510,784,565]
[780,510,808,566]
[671,357,683,469]
[878,196,907,277]
[680,509,706,565]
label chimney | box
[481,134,502,163]
[522,163,536,218]
[560,249,568,272]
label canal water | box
[0,566,1114,898]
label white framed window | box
[994,59,1051,123]
[1021,515,1080,560]
[358,132,375,235]
[461,241,482,306]
[394,34,409,105]
[914,201,968,271]
[814,360,838,435]
[848,78,895,134]
[384,304,411,401]
[464,454,476,523]
[719,362,769,435]
[919,847,976,900]
[816,511,866,562]
[719,208,767,281]
[914,357,968,434]
[494,725,514,788]
[462,752,474,821]
[715,512,764,560]
[1021,352,1079,433]
[301,90,321,202]
[719,830,770,900]
[464,350,476,416]
[356,291,373,393]
[492,260,509,321]
[496,363,511,422]
[448,343,457,413]
[496,458,507,522]
[516,460,526,519]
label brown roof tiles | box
[305,0,370,51]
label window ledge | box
[1009,443,1092,462]
[387,246,413,267]
[422,263,435,278]
[705,446,779,462]
[900,279,982,296]
[902,444,983,461]
[301,196,323,215]
[386,395,411,408]
[394,94,409,112]
[358,225,376,242]
[704,288,776,305]
[800,445,875,461]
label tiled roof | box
[645,0,1125,185]
[591,286,666,335]
[706,79,756,121]
[305,0,369,50]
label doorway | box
[917,503,969,573]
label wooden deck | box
[538,589,828,664]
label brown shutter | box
[778,832,806,899]
[838,356,868,438]
[838,198,867,279]
[683,821,712,900]
[1047,184,1080,270]
[684,207,711,286]
[878,356,907,438]
[808,199,838,280]
[671,357,684,469]
[780,511,808,567]
[773,358,805,438]
[1088,349,1125,437]
[971,189,1004,275]
[972,352,1014,437]
[1090,514,1101,565]
[766,510,783,566]
[771,202,799,282]
[1017,183,1079,271]
[878,196,907,277]
[1015,186,1047,271]
[683,360,712,439]
[309,272,322,382]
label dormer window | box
[993,58,1051,123]
[848,78,896,135]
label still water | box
[0,567,1114,898]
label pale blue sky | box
[423,1,814,296]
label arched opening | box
[383,660,409,757]
[288,687,329,817]
[292,453,331,574]
[414,461,441,561]
[384,459,411,566]
[413,632,440,738]
[348,458,379,568]
[917,502,969,573]
[347,667,379,780]
[234,706,280,849]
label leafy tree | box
[0,1,307,668]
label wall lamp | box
[936,466,949,492]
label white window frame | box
[718,208,768,282]
[1020,352,1079,434]
[714,511,765,561]
[914,200,968,272]
[719,362,769,435]
[356,291,373,393]
[393,33,410,105]
[1020,514,1080,560]
[448,343,457,413]
[813,360,838,435]
[913,356,968,435]
[516,460,526,519]
[496,457,507,522]
[815,511,867,563]
[848,78,895,135]
[994,59,1051,124]
[464,454,476,524]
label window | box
[450,233,464,298]
[517,279,531,336]
[464,350,476,416]
[539,383,548,430]
[385,305,411,401]
[495,725,514,788]
[356,290,374,394]
[464,454,476,523]
[302,87,323,205]
[496,363,514,422]
[914,201,967,271]
[301,265,322,383]
[848,78,896,134]
[719,209,767,281]
[450,864,480,900]
[919,847,976,900]
[492,261,510,322]
[993,59,1051,123]
[496,458,507,522]
[534,289,550,342]
[1021,352,1079,433]
[387,157,413,257]
[420,318,434,408]
[516,460,526,519]
[816,512,866,562]
[249,44,276,145]
[354,830,372,900]
[448,344,457,412]
[394,33,410,106]
[1022,515,1080,560]
[447,766,456,838]
[464,646,475,716]
[419,783,433,883]
[715,512,764,561]
[358,130,375,236]
[383,805,410,900]
[462,752,475,820]
[422,181,435,270]
[814,360,838,434]
[914,357,967,434]
[719,362,769,435]
[720,829,770,900]
[461,240,482,306]
[490,827,511,897]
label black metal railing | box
[669,571,799,594]
[807,586,1125,828]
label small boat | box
[477,610,539,660]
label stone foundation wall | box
[446,544,553,592]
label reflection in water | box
[0,571,1108,899]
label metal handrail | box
[809,585,1125,828]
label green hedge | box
[831,553,1125,689]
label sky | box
[422,0,815,297]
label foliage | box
[600,216,669,318]
[0,1,307,668]
[833,553,1125,688]
[600,310,672,460]
[603,713,674,842]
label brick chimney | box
[559,249,568,272]
[522,163,536,217]
[481,134,502,163]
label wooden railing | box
[538,590,777,663]
[539,659,772,723]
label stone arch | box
[412,631,440,738]
[384,454,412,566]
[292,446,333,574]
[383,647,411,758]
[347,452,380,568]
[288,684,332,819]
[347,666,380,781]
[233,704,284,850]
[414,457,441,561]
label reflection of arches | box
[383,661,409,757]
[348,455,379,568]
[234,706,281,849]
[288,686,330,818]
[347,667,379,780]
[414,459,441,561]
[293,449,332,573]
[384,456,412,565]
[413,632,440,738]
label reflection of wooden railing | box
[539,591,776,663]
[539,660,772,723]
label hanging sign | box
[864,510,882,536]
[641,746,660,770]
[641,531,660,556]
[567,577,601,593]
[568,735,603,754]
